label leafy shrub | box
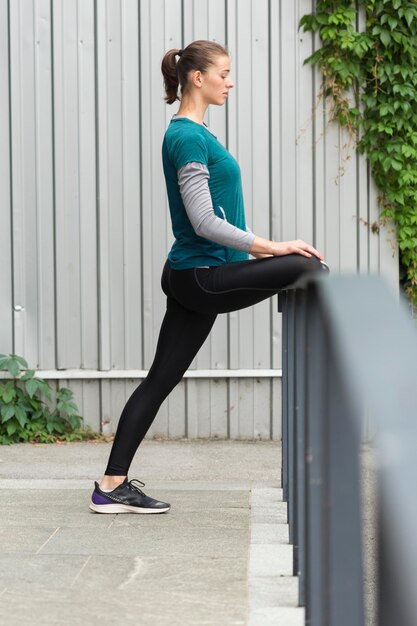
[0,354,98,444]
[300,0,417,306]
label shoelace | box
[127,479,146,497]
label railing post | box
[286,290,296,545]
[278,292,289,501]
[294,288,307,598]
[305,287,328,625]
[326,341,364,625]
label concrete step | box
[248,486,304,625]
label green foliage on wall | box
[300,0,417,304]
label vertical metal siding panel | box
[0,0,13,354]
[237,379,255,438]
[140,0,181,369]
[313,66,327,260]
[368,173,380,275]
[227,0,255,371]
[186,379,203,438]
[53,0,82,367]
[280,1,297,240]
[357,7,370,276]
[109,379,128,431]
[77,1,98,368]
[105,1,125,369]
[296,0,314,245]
[271,378,282,441]
[187,378,227,439]
[196,380,211,438]
[270,0,283,371]
[96,1,111,371]
[9,1,40,363]
[79,380,101,432]
[121,0,142,368]
[357,154,370,274]
[379,219,399,293]
[167,381,186,438]
[100,379,112,431]
[323,127,342,271]
[251,0,271,369]
[183,0,229,371]
[35,0,55,368]
[228,378,239,438]
[339,137,358,272]
[209,379,228,437]
[253,378,272,439]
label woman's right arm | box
[249,235,323,260]
[178,161,323,261]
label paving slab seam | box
[35,527,61,554]
[247,487,305,626]
[0,479,280,491]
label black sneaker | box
[89,478,171,514]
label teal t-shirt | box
[162,117,249,269]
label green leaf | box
[13,355,29,369]
[1,405,15,422]
[20,370,35,381]
[404,9,415,28]
[387,16,398,30]
[380,30,391,47]
[2,358,20,378]
[14,405,27,428]
[25,379,39,399]
[391,159,403,171]
[36,380,52,401]
[2,382,16,404]
[6,421,17,437]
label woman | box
[90,40,327,514]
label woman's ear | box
[191,70,203,88]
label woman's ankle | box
[99,475,127,491]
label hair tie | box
[177,49,183,57]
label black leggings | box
[105,254,326,475]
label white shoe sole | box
[89,502,170,514]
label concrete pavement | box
[0,440,303,626]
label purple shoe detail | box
[91,491,112,505]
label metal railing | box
[278,274,417,626]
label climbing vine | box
[300,0,417,305]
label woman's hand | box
[250,235,323,260]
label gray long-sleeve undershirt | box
[177,162,255,253]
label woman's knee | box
[299,254,329,274]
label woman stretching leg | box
[89,40,327,514]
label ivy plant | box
[300,0,417,305]
[0,354,99,444]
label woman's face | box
[199,55,235,106]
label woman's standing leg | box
[104,296,217,477]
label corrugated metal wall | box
[0,0,398,439]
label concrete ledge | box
[249,607,305,626]
[248,487,302,625]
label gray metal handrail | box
[279,274,417,626]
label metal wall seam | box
[0,0,13,354]
[96,0,111,371]
[53,0,83,367]
[252,0,272,370]
[77,0,98,369]
[35,0,55,369]
[9,0,38,363]
[121,0,142,369]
